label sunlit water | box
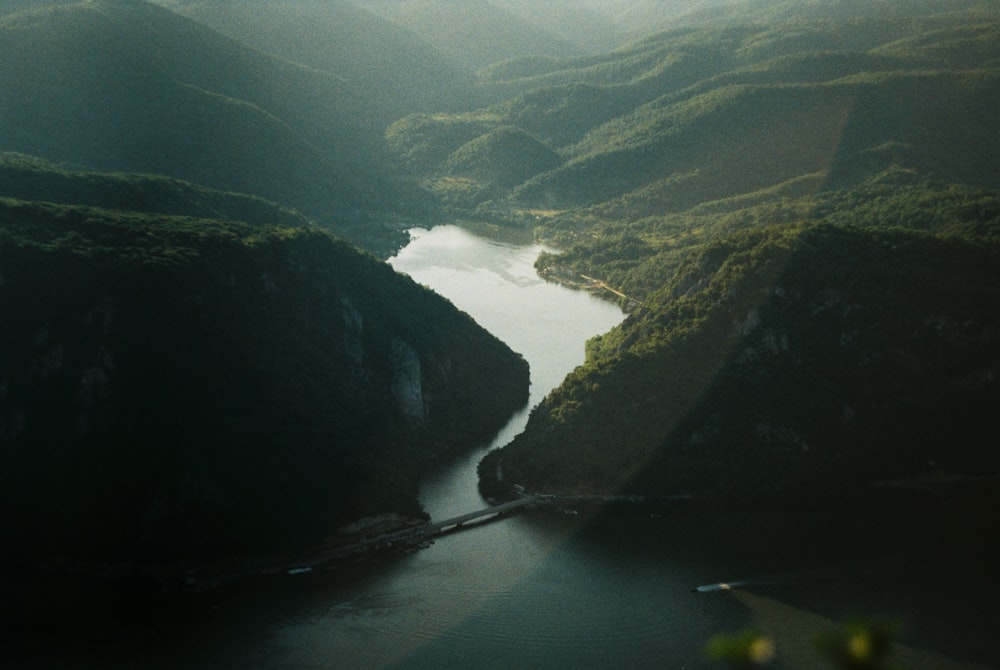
[256,225,741,669]
[389,225,626,518]
[8,225,997,670]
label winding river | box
[250,225,748,670]
[9,225,997,669]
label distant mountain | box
[0,0,399,251]
[0,0,66,14]
[350,0,584,68]
[515,68,1000,210]
[0,192,529,572]
[489,0,625,53]
[390,8,1000,217]
[154,0,477,120]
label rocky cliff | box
[0,199,529,568]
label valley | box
[1,1,998,668]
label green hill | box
[0,152,311,229]
[482,214,1000,501]
[0,197,529,572]
[443,126,562,190]
[0,1,399,251]
[155,0,477,122]
[514,70,1000,209]
[460,2,1000,507]
[388,8,1000,219]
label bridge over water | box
[418,496,539,535]
[310,496,543,567]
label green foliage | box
[486,199,1000,500]
[156,0,476,122]
[0,152,312,229]
[354,0,582,70]
[0,198,529,567]
[707,630,777,667]
[443,126,562,191]
[709,620,900,669]
[393,6,1000,508]
[386,113,501,173]
[395,8,1000,222]
[0,0,396,249]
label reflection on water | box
[390,226,621,399]
[390,225,626,519]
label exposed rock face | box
[484,224,1000,501]
[390,339,426,422]
[0,212,529,566]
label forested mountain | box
[390,4,1000,218]
[457,2,1000,503]
[348,0,584,69]
[0,0,536,574]
[0,0,68,15]
[0,152,311,229]
[0,0,404,251]
[153,0,477,121]
[0,178,529,572]
[481,180,1000,500]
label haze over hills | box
[0,0,405,250]
[391,4,1000,215]
[153,0,478,121]
[348,0,587,68]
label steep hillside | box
[156,0,476,121]
[489,0,624,53]
[0,1,402,251]
[389,8,1000,220]
[465,3,1000,508]
[0,199,529,571]
[608,0,997,37]
[515,69,1000,209]
[482,216,1000,501]
[0,0,70,15]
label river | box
[6,225,997,669]
[246,225,750,670]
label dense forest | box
[0,0,426,254]
[0,182,528,570]
[0,0,534,575]
[1,0,998,580]
[438,3,1000,502]
[376,1,1000,504]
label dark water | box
[5,226,997,669]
